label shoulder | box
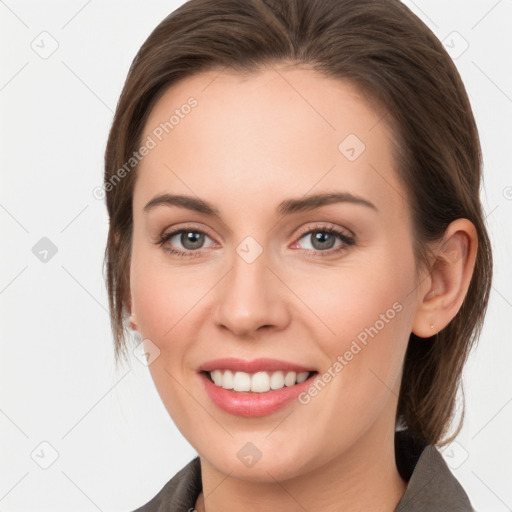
[130,456,202,512]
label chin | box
[194,433,319,483]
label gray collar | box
[394,430,473,511]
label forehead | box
[135,66,406,219]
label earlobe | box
[130,312,138,331]
[412,219,478,338]
[127,295,138,331]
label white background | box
[1,0,511,510]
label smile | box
[198,358,319,416]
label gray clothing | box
[132,429,473,511]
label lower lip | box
[199,372,316,417]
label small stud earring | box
[130,312,137,331]
[430,322,435,331]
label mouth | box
[197,358,319,417]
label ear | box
[412,218,478,337]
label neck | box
[196,422,407,512]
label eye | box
[155,223,355,258]
[293,224,355,254]
[156,227,216,257]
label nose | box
[213,246,291,338]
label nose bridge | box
[214,238,288,336]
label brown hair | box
[103,0,492,445]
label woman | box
[103,0,492,510]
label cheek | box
[297,257,412,345]
[292,274,414,446]
[129,248,209,428]
[130,243,210,343]
[299,248,416,393]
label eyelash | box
[155,223,355,258]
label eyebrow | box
[143,191,378,217]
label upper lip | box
[198,358,316,374]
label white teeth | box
[208,369,312,392]
[284,371,297,387]
[270,370,284,390]
[221,370,234,389]
[251,371,270,393]
[211,369,223,386]
[296,371,309,384]
[233,371,251,392]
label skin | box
[128,64,477,512]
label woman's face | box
[130,65,424,480]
